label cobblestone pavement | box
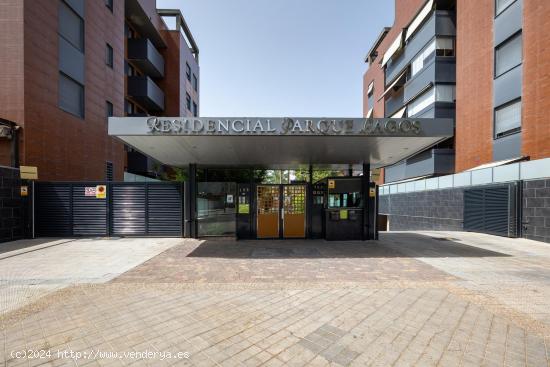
[1,232,549,366]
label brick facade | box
[455,0,495,171]
[522,1,550,161]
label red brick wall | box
[0,0,24,166]
[522,1,550,161]
[455,0,494,171]
[159,31,182,116]
[20,0,125,181]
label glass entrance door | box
[256,185,280,238]
[283,185,306,238]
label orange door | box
[257,186,280,238]
[283,185,306,238]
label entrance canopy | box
[108,117,453,169]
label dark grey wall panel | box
[111,185,146,236]
[59,37,85,84]
[494,65,522,107]
[147,184,183,236]
[494,0,522,46]
[493,133,521,161]
[0,167,28,243]
[35,184,72,237]
[523,179,550,243]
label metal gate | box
[463,182,520,237]
[35,182,183,237]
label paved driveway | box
[1,232,549,366]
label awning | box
[381,31,403,67]
[405,0,434,41]
[366,108,373,118]
[378,70,406,100]
[390,106,407,118]
[367,81,374,95]
[109,117,454,169]
[465,157,527,171]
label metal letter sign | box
[144,117,423,136]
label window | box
[193,102,198,117]
[496,0,516,16]
[125,62,135,76]
[106,101,113,118]
[186,62,191,82]
[125,100,135,115]
[59,1,84,51]
[105,0,113,12]
[495,33,522,77]
[494,99,521,138]
[193,74,198,91]
[407,84,455,116]
[186,93,191,111]
[59,73,84,118]
[106,43,113,68]
[435,38,454,57]
[106,161,113,181]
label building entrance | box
[256,184,307,239]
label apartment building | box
[364,0,550,183]
[0,0,199,181]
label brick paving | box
[0,232,549,366]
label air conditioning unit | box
[0,125,13,139]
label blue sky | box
[157,0,394,117]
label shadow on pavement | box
[186,232,511,259]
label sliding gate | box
[35,182,183,237]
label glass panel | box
[493,164,520,182]
[495,33,522,76]
[284,186,306,214]
[520,158,550,180]
[453,171,471,187]
[438,175,453,188]
[435,84,455,102]
[471,168,493,185]
[411,39,435,77]
[197,182,236,236]
[495,100,521,137]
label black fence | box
[35,182,183,237]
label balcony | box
[127,75,165,112]
[127,38,164,78]
[384,148,455,183]
[125,0,166,49]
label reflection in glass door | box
[197,182,236,236]
[257,185,280,238]
[283,185,306,238]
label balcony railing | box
[127,75,165,112]
[127,38,165,78]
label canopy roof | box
[108,117,454,169]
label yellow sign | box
[340,209,348,220]
[20,166,38,180]
[20,186,28,197]
[238,203,250,214]
[371,168,381,182]
[328,180,335,189]
[96,185,107,199]
[369,187,376,197]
